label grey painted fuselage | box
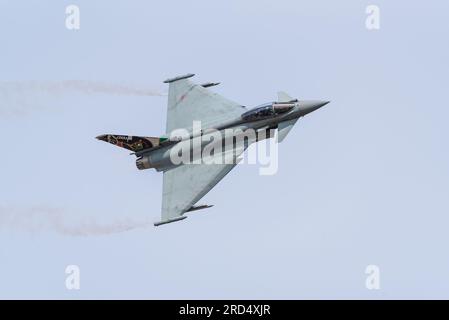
[137,100,328,172]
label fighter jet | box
[97,74,328,226]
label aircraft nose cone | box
[298,100,329,115]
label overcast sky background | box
[0,0,448,299]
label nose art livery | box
[97,74,329,226]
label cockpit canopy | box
[241,101,295,121]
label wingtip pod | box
[154,216,187,227]
[163,73,195,83]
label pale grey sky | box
[0,0,448,299]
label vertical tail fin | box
[96,134,168,152]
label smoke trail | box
[0,80,166,117]
[0,205,152,236]
[0,80,165,97]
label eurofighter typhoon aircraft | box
[97,74,328,226]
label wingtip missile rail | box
[163,73,195,83]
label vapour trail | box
[0,80,166,117]
[0,206,152,236]
[0,80,165,97]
